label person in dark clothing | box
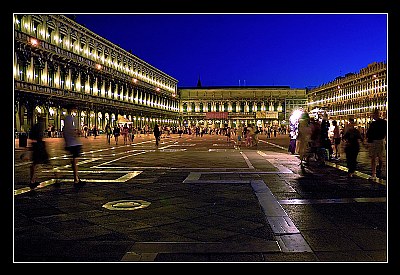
[153,124,161,146]
[366,108,387,180]
[343,118,362,178]
[320,112,333,159]
[105,123,112,144]
[29,116,50,189]
[113,125,120,145]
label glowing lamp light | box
[96,64,102,70]
[290,109,303,124]
[30,38,38,46]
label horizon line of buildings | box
[14,14,387,134]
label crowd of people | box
[21,107,387,190]
[290,108,386,180]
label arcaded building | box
[179,86,307,129]
[306,61,387,128]
[14,14,180,134]
[13,14,386,136]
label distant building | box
[179,86,307,128]
[306,61,387,129]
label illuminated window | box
[34,67,41,84]
[18,62,27,81]
[48,69,54,87]
[232,102,237,113]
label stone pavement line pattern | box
[13,171,143,196]
[94,151,147,167]
[121,241,281,262]
[178,149,312,254]
[240,152,255,169]
[251,180,313,253]
[121,171,287,262]
[278,197,387,204]
[14,156,102,168]
[325,161,386,186]
[183,172,312,253]
[257,151,294,174]
[259,139,287,150]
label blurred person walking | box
[28,116,50,189]
[154,124,161,146]
[92,125,98,139]
[128,124,134,142]
[122,123,129,144]
[366,108,387,180]
[320,112,333,160]
[113,125,120,145]
[343,118,362,178]
[236,125,243,147]
[105,123,112,145]
[332,120,341,159]
[297,112,312,167]
[63,104,84,187]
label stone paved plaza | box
[13,133,388,262]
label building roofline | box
[178,85,293,89]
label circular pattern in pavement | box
[102,199,151,211]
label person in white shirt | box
[63,104,84,187]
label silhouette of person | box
[343,118,362,178]
[366,108,386,180]
[28,115,49,189]
[153,124,161,146]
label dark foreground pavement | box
[12,133,388,263]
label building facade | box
[14,14,180,135]
[306,61,387,129]
[13,14,387,137]
[179,86,307,129]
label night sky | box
[72,13,387,89]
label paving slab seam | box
[121,241,281,262]
[251,180,313,253]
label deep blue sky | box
[73,13,387,89]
